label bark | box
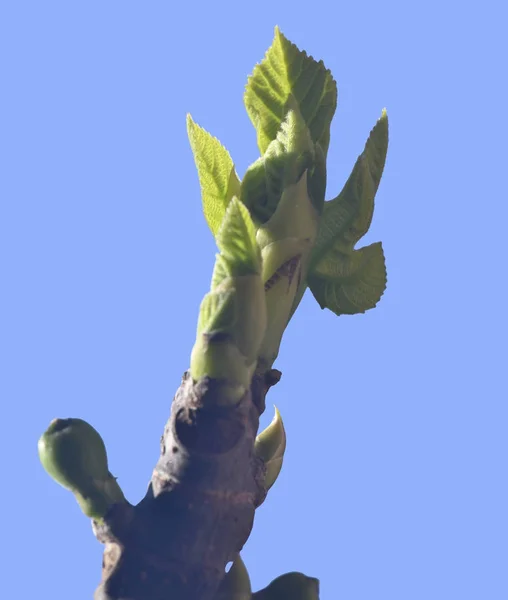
[92,368,281,600]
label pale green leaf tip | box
[186,113,207,140]
[255,405,286,463]
[271,406,284,437]
[379,108,389,130]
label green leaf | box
[311,110,388,263]
[308,241,387,315]
[216,197,261,276]
[241,105,317,224]
[187,114,241,237]
[192,198,267,387]
[211,253,231,290]
[307,141,327,216]
[307,110,388,316]
[245,26,337,157]
[196,288,237,336]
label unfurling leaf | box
[211,253,232,290]
[311,110,388,259]
[252,572,319,600]
[214,555,251,600]
[245,26,337,157]
[216,197,261,277]
[255,406,286,491]
[196,289,237,337]
[187,114,241,237]
[191,273,267,399]
[190,200,267,403]
[241,105,318,225]
[196,198,266,362]
[308,110,388,316]
[38,418,125,519]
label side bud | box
[214,555,251,600]
[254,406,286,492]
[38,418,125,520]
[252,572,319,600]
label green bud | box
[38,418,125,519]
[256,171,320,368]
[256,171,316,248]
[215,555,251,600]
[241,104,315,226]
[255,406,286,491]
[213,274,267,365]
[252,572,319,600]
[190,333,251,405]
[257,235,306,368]
[190,197,267,405]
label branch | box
[92,370,280,600]
[37,26,389,600]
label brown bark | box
[92,369,281,600]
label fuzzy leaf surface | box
[187,114,241,237]
[196,289,237,336]
[216,197,261,277]
[311,110,388,261]
[245,26,337,156]
[241,106,316,224]
[308,110,388,316]
[308,242,386,315]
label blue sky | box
[2,1,507,599]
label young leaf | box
[245,26,337,157]
[307,141,327,216]
[216,197,261,276]
[307,110,388,316]
[187,114,241,237]
[196,288,237,336]
[211,253,231,290]
[241,105,317,224]
[308,241,387,315]
[191,197,267,390]
[311,110,388,263]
